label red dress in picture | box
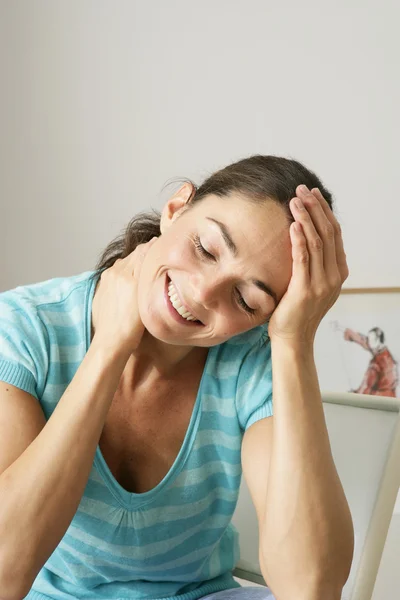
[344,329,399,397]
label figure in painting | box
[343,327,399,397]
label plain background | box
[0,1,399,598]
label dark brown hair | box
[92,154,333,278]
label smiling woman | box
[90,154,334,348]
[0,154,353,600]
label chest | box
[98,375,202,494]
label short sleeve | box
[0,290,49,400]
[235,327,273,432]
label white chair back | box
[232,392,400,600]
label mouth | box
[164,274,204,327]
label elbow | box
[0,583,29,600]
[0,555,32,600]
[259,571,344,600]
[0,579,31,600]
[259,552,351,600]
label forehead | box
[189,194,293,299]
[193,194,290,250]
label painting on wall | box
[314,288,400,398]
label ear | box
[160,182,195,234]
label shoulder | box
[224,324,271,376]
[0,271,98,398]
[5,270,96,306]
[0,270,97,323]
[0,269,98,351]
[218,323,270,363]
[226,323,270,348]
[215,324,273,432]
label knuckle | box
[305,192,317,204]
[315,285,328,298]
[334,275,343,287]
[302,288,313,302]
[298,251,309,264]
[328,276,341,289]
[111,259,122,270]
[323,222,335,239]
[334,221,342,235]
[310,236,323,251]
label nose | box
[189,273,226,310]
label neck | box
[372,344,385,356]
[130,329,208,380]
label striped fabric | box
[0,271,273,600]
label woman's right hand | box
[91,237,158,354]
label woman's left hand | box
[268,184,349,345]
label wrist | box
[269,334,315,356]
[90,333,133,364]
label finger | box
[290,196,326,285]
[124,238,158,271]
[296,185,339,284]
[131,237,158,256]
[111,258,124,269]
[289,221,310,289]
[310,187,349,282]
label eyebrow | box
[205,217,278,306]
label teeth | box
[168,282,198,321]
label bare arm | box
[259,339,354,599]
[0,338,131,599]
[0,238,157,600]
[242,181,353,599]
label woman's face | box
[138,185,293,347]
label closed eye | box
[193,235,256,315]
[194,236,215,261]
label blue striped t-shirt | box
[0,270,274,600]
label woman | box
[0,155,354,600]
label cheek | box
[166,235,194,265]
[216,313,249,339]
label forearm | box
[260,338,354,598]
[0,338,131,598]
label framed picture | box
[314,288,400,398]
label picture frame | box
[314,288,400,398]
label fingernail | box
[295,198,305,210]
[299,185,308,194]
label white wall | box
[0,0,399,503]
[1,0,399,290]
